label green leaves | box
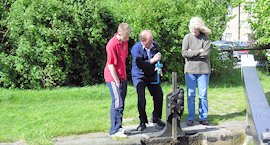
[1,0,236,88]
[104,0,234,82]
[1,0,117,88]
[245,0,270,45]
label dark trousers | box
[135,81,163,124]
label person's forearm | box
[182,49,202,58]
[108,64,120,83]
[198,40,211,57]
[182,37,201,58]
[198,49,210,58]
[150,57,158,64]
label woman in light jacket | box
[182,16,211,126]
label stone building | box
[222,4,253,42]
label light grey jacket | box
[182,33,211,74]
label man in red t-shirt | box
[104,23,131,138]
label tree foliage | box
[1,0,117,88]
[245,0,270,45]
[0,0,13,50]
[1,0,236,88]
[244,0,270,68]
[103,0,233,82]
[0,0,15,88]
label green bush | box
[245,1,270,72]
[1,0,239,88]
[210,45,234,78]
[1,0,117,88]
[245,0,270,45]
[103,0,235,82]
[0,1,15,88]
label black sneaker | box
[151,117,165,127]
[136,123,146,131]
[199,120,209,125]
[119,128,131,135]
[186,120,195,126]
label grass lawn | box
[0,69,269,145]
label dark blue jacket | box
[131,41,161,86]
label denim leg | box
[107,81,127,135]
[185,73,197,121]
[197,74,209,121]
[119,80,128,124]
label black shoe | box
[199,120,209,125]
[154,124,164,130]
[119,128,131,135]
[136,123,146,131]
[187,120,195,126]
[151,117,165,127]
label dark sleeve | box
[131,44,155,77]
[152,42,160,52]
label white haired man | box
[131,30,165,131]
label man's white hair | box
[139,30,152,41]
[189,16,211,35]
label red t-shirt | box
[104,33,128,82]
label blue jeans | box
[106,80,127,135]
[185,74,209,121]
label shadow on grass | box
[210,69,243,88]
[208,109,246,124]
[180,109,246,125]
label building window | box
[227,6,233,16]
[225,33,232,41]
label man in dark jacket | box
[131,30,165,131]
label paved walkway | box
[53,120,246,145]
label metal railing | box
[241,54,270,145]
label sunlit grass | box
[0,69,269,144]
